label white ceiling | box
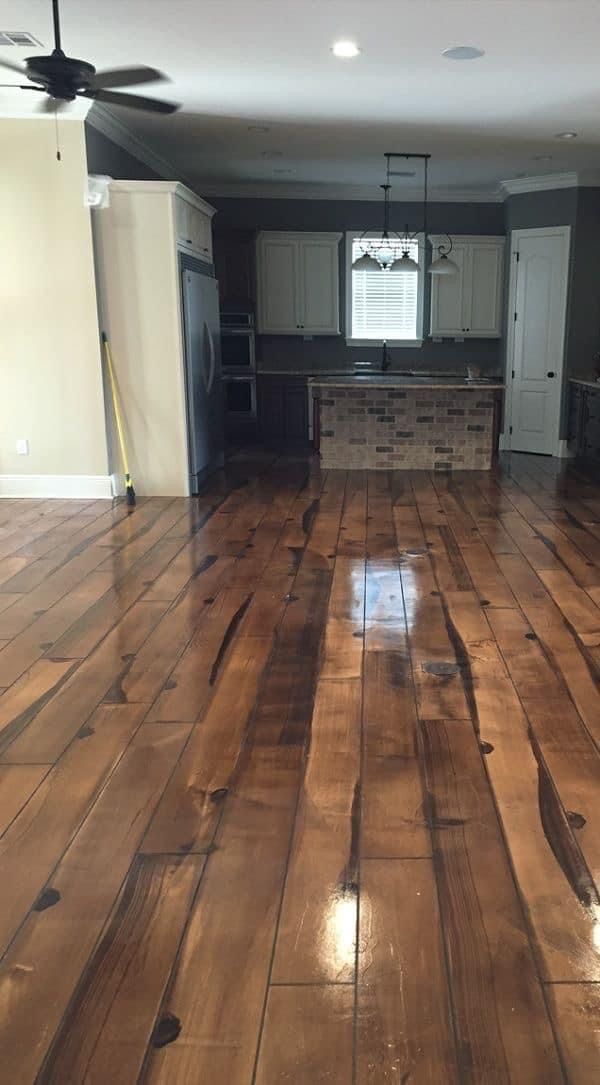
[3,0,600,198]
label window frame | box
[344,230,425,347]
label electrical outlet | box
[16,439,29,455]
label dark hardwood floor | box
[0,450,598,1083]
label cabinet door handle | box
[547,371,555,378]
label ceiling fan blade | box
[90,65,167,90]
[0,83,43,91]
[82,88,179,113]
[0,57,26,75]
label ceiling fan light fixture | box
[0,0,180,114]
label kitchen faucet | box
[381,339,391,372]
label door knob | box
[547,371,555,378]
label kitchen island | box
[311,375,504,470]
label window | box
[346,233,424,345]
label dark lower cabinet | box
[568,382,600,464]
[258,376,310,447]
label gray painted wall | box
[211,196,505,374]
[85,125,165,181]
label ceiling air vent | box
[0,31,43,47]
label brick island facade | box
[313,381,503,470]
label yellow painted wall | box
[0,119,108,481]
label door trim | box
[502,225,571,456]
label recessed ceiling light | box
[555,131,578,140]
[443,45,485,60]
[332,40,361,58]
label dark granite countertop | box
[309,375,505,390]
[569,376,600,389]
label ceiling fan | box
[0,0,179,114]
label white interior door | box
[509,228,570,454]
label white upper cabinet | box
[257,232,342,335]
[429,235,505,338]
[174,191,215,262]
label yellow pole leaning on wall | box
[101,332,136,508]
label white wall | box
[0,119,110,496]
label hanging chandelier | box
[352,152,431,273]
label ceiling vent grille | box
[0,31,42,47]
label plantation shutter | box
[351,238,419,339]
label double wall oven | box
[220,312,257,423]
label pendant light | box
[352,165,396,271]
[389,154,429,272]
[430,234,458,275]
[352,153,431,273]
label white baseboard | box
[556,440,575,459]
[0,474,114,499]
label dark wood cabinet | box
[213,229,256,311]
[258,376,310,447]
[568,382,600,464]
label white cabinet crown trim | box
[429,234,505,247]
[107,180,216,219]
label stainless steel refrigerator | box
[180,257,225,493]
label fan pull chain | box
[54,105,61,161]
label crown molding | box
[500,170,600,197]
[500,172,578,196]
[85,102,193,186]
[197,180,504,203]
[107,179,216,216]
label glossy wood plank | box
[0,658,76,753]
[2,600,168,763]
[44,538,190,662]
[38,854,204,1085]
[147,587,253,722]
[142,744,300,1085]
[358,859,458,1082]
[141,634,273,853]
[0,569,114,687]
[362,634,429,858]
[0,702,148,955]
[255,985,354,1085]
[0,722,190,1085]
[546,983,600,1084]
[446,593,600,982]
[0,763,49,835]
[272,677,361,984]
[487,605,600,882]
[421,717,564,1082]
